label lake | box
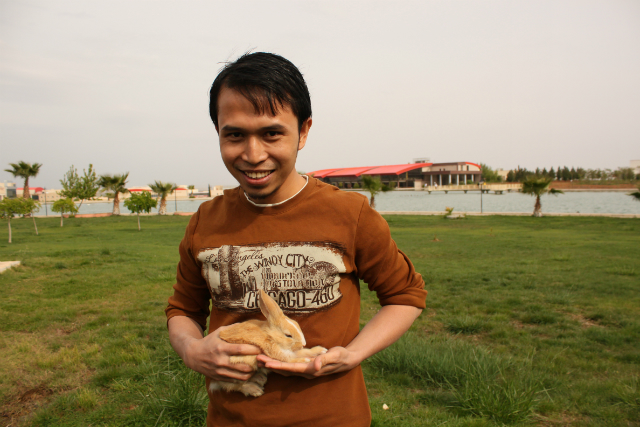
[36,189,640,216]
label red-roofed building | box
[307,168,344,178]
[16,187,45,200]
[307,161,482,189]
[18,187,44,193]
[325,166,376,177]
[361,163,432,176]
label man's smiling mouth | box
[243,171,273,179]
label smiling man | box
[216,85,310,204]
[166,52,427,427]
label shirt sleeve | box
[354,200,427,309]
[165,209,211,330]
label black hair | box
[209,52,312,130]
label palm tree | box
[521,177,563,217]
[98,173,129,215]
[360,175,391,209]
[149,181,177,215]
[5,161,42,200]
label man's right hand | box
[168,316,261,382]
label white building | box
[0,182,17,200]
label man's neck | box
[244,172,309,207]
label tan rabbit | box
[209,289,327,397]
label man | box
[166,52,427,426]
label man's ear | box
[297,118,312,151]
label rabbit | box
[208,289,327,397]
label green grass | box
[1,214,639,426]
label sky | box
[1,0,639,189]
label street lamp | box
[479,180,485,214]
[43,187,48,216]
[174,186,178,213]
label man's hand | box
[169,317,261,383]
[257,305,422,380]
[256,346,358,379]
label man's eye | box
[227,132,242,138]
[265,131,280,138]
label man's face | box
[216,87,311,204]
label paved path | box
[0,261,21,274]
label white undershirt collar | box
[244,175,309,207]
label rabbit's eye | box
[285,333,292,338]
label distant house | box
[0,182,17,200]
[496,169,509,181]
[38,189,63,202]
[17,187,44,200]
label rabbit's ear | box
[259,289,284,323]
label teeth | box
[245,171,271,179]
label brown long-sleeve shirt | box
[166,177,427,427]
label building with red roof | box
[324,166,377,177]
[18,187,44,193]
[307,161,481,189]
[16,187,45,200]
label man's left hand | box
[256,346,358,379]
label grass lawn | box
[0,214,638,426]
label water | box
[36,190,640,216]
[366,190,640,214]
[70,199,209,215]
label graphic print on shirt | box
[197,242,346,314]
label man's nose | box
[242,137,268,165]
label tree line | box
[504,166,639,183]
[57,166,177,216]
[478,163,639,184]
[1,161,183,242]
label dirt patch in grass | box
[510,319,535,329]
[567,313,602,328]
[18,384,55,403]
[534,412,588,426]
[1,384,56,426]
[55,325,78,336]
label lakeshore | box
[43,211,640,219]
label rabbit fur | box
[208,289,327,397]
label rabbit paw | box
[240,381,265,397]
[251,370,269,387]
[309,346,328,356]
[294,346,328,359]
